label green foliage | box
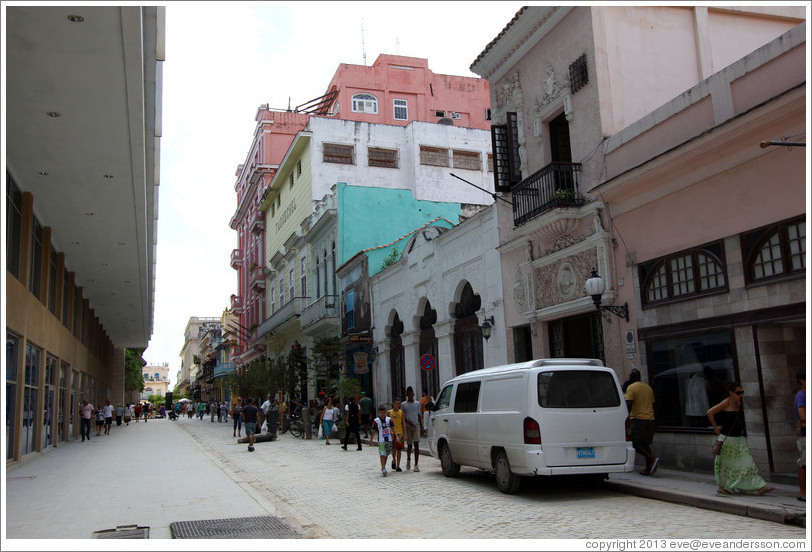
[125,348,146,393]
[147,394,166,406]
[312,336,342,382]
[381,247,400,270]
[330,374,362,406]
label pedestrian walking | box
[231,401,243,437]
[370,405,395,477]
[419,390,429,437]
[79,399,93,441]
[795,370,806,502]
[388,397,405,471]
[341,396,362,451]
[359,391,373,438]
[707,382,774,497]
[143,402,150,422]
[241,398,259,452]
[124,404,133,426]
[94,407,104,436]
[210,401,216,422]
[115,404,123,426]
[320,397,336,445]
[159,404,166,419]
[102,399,115,435]
[624,369,659,475]
[220,402,228,423]
[402,387,422,472]
[134,402,142,422]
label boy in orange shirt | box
[388,397,405,472]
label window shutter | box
[506,111,522,184]
[491,124,511,192]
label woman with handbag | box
[707,382,774,497]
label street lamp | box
[584,268,629,322]
[480,316,495,341]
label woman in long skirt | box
[707,382,775,496]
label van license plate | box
[576,447,595,459]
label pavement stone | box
[3,415,808,546]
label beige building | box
[141,363,170,401]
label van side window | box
[538,370,620,408]
[435,385,453,410]
[453,381,481,413]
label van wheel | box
[439,442,460,477]
[494,451,522,494]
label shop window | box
[6,174,23,280]
[7,333,20,460]
[648,331,735,430]
[639,241,727,307]
[23,343,41,455]
[742,216,805,284]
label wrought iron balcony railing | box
[512,162,583,226]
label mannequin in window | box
[685,370,710,427]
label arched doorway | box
[388,313,405,402]
[453,282,484,375]
[419,301,440,399]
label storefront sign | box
[353,351,369,374]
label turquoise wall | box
[337,183,460,276]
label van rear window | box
[537,370,620,408]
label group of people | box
[624,368,806,501]
[76,399,159,440]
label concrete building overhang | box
[4,6,164,347]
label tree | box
[330,373,362,406]
[125,348,146,394]
[312,336,342,383]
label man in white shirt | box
[102,399,115,435]
[260,396,272,432]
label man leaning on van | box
[625,369,659,476]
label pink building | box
[471,6,804,475]
[229,54,491,369]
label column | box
[434,321,456,384]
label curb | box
[603,480,806,527]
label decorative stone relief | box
[495,72,520,111]
[534,249,598,310]
[512,265,528,313]
[534,65,565,112]
[556,261,577,300]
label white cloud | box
[143,1,526,384]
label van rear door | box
[535,369,628,466]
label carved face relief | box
[557,262,577,299]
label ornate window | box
[351,93,378,114]
[639,241,727,307]
[742,216,805,284]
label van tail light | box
[625,417,631,441]
[524,417,541,445]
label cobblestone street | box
[178,417,806,540]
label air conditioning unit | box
[450,112,461,119]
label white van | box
[427,358,635,493]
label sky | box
[145,1,527,385]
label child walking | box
[370,405,395,477]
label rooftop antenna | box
[361,18,367,65]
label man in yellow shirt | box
[624,369,659,476]
[388,397,405,472]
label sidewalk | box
[3,416,806,544]
[603,465,806,527]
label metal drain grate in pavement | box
[92,525,150,538]
[170,516,299,539]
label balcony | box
[250,211,265,234]
[512,162,583,227]
[213,362,237,379]
[250,266,266,291]
[256,297,303,338]
[230,294,244,314]
[230,249,244,269]
[300,294,339,330]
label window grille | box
[368,147,399,169]
[640,241,727,307]
[569,54,588,93]
[742,216,805,284]
[323,143,354,165]
[490,112,521,191]
[419,146,449,167]
[452,150,481,170]
[394,99,408,120]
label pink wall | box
[324,54,491,130]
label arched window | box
[639,242,727,307]
[351,93,378,114]
[743,217,805,283]
[389,313,405,401]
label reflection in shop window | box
[648,331,735,429]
